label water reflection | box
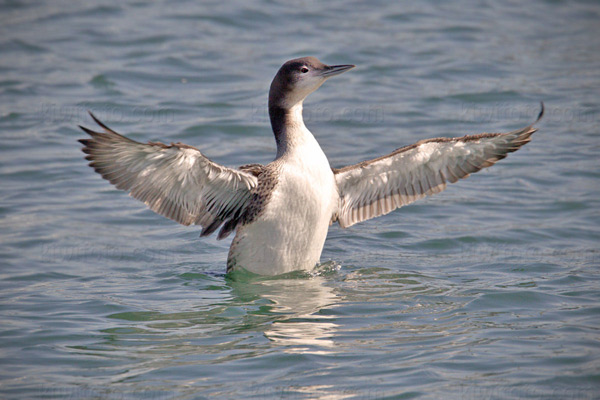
[229,274,340,353]
[62,271,345,397]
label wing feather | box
[79,112,259,236]
[333,104,543,228]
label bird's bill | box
[321,64,355,77]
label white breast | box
[228,127,338,275]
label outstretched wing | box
[333,104,544,228]
[79,112,259,238]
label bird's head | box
[269,56,355,110]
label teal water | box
[1,0,599,398]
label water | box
[1,0,599,398]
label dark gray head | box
[269,56,355,110]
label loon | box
[80,56,543,276]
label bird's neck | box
[269,102,314,159]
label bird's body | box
[80,57,543,276]
[228,103,338,274]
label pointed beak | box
[320,64,355,78]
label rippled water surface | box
[1,0,599,398]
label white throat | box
[275,102,316,159]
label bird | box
[79,56,543,276]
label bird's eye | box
[300,67,309,73]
